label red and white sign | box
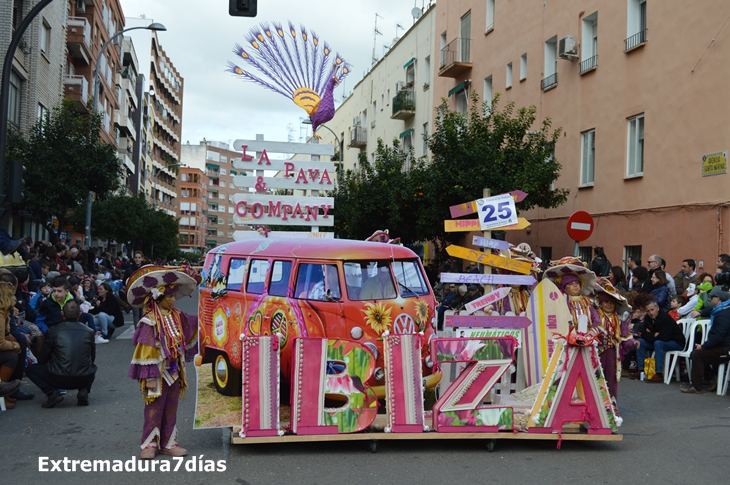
[566,211,594,242]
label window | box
[246,259,270,294]
[228,206,234,214]
[221,156,228,163]
[8,71,22,129]
[506,62,513,88]
[520,53,527,81]
[439,32,447,68]
[578,247,592,265]
[226,258,247,291]
[422,122,429,155]
[295,263,341,301]
[269,260,292,297]
[455,88,468,115]
[392,260,429,297]
[626,0,647,51]
[344,261,396,301]
[623,246,642,275]
[627,114,644,177]
[581,12,598,73]
[37,103,48,129]
[402,130,413,171]
[206,150,220,161]
[483,75,493,110]
[460,11,471,62]
[424,56,430,85]
[486,0,495,31]
[220,168,227,175]
[542,36,558,90]
[40,20,51,55]
[372,101,376,126]
[580,129,595,186]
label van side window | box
[226,258,247,291]
[345,261,395,301]
[269,260,292,297]
[247,259,270,295]
[392,260,429,297]
[295,263,341,301]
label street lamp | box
[301,120,341,163]
[84,22,167,249]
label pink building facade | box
[434,0,730,274]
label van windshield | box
[344,259,429,300]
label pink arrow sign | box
[445,315,532,329]
[464,287,512,314]
[449,191,528,218]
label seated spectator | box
[36,276,74,334]
[591,246,611,277]
[609,266,628,295]
[88,282,124,342]
[674,259,701,296]
[634,299,686,383]
[436,284,459,331]
[669,295,686,321]
[649,269,671,308]
[30,281,51,311]
[454,285,481,314]
[631,266,649,293]
[681,287,730,393]
[467,262,480,274]
[0,280,27,409]
[25,300,96,407]
[0,271,34,402]
[81,278,97,304]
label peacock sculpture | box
[227,22,350,137]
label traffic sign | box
[567,211,594,242]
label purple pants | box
[600,347,618,400]
[141,378,180,449]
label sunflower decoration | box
[414,300,429,330]
[362,302,392,334]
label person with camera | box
[681,287,730,393]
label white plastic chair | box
[663,318,700,384]
[717,363,730,396]
[0,396,5,411]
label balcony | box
[391,88,415,120]
[540,73,558,91]
[64,75,89,112]
[579,55,598,74]
[115,111,137,140]
[122,76,138,109]
[349,125,367,148]
[67,17,91,64]
[438,38,472,78]
[624,29,647,53]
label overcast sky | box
[120,0,432,147]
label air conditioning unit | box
[75,0,86,13]
[558,35,578,59]
[352,116,360,126]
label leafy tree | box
[420,93,569,256]
[7,99,123,242]
[333,140,428,243]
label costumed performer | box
[490,243,541,316]
[593,277,636,403]
[544,257,601,334]
[127,265,200,460]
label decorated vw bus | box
[196,238,441,397]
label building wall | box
[178,167,208,253]
[434,0,730,272]
[322,4,436,172]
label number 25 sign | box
[476,193,518,230]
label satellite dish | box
[412,7,422,19]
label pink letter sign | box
[430,338,516,432]
[291,338,378,435]
[241,336,281,437]
[383,334,426,433]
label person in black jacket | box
[25,300,96,408]
[89,282,124,342]
[636,299,686,382]
[591,247,611,277]
[681,287,730,393]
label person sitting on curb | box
[25,300,96,408]
[681,287,730,394]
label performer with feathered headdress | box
[126,266,200,460]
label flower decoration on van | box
[362,302,392,334]
[415,300,429,323]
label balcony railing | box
[540,73,558,91]
[439,38,472,77]
[67,17,91,63]
[579,55,598,74]
[63,75,89,107]
[349,125,367,148]
[391,88,415,120]
[624,29,647,52]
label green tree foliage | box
[7,99,123,241]
[333,93,568,257]
[333,140,427,243]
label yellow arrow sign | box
[446,244,532,275]
[444,217,530,232]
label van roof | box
[210,238,419,261]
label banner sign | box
[444,315,532,329]
[440,272,536,286]
[464,287,511,314]
[454,328,522,348]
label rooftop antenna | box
[372,13,384,65]
[412,1,422,22]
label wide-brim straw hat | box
[544,256,597,296]
[593,277,631,315]
[127,265,198,308]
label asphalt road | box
[2,290,730,484]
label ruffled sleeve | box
[182,311,199,362]
[128,317,163,380]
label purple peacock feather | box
[226,62,289,97]
[315,42,333,93]
[287,22,305,87]
[265,23,304,89]
[299,25,311,89]
[245,32,296,95]
[310,30,321,93]
[253,27,300,93]
[272,22,304,88]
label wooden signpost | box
[464,287,512,314]
[449,190,528,218]
[444,315,532,329]
[446,244,532,275]
[444,218,530,233]
[471,236,512,250]
[440,272,536,286]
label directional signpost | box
[440,272,536,286]
[444,218,530,232]
[446,244,532,275]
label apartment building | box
[178,167,208,253]
[434,0,730,272]
[126,18,184,217]
[116,36,138,193]
[180,141,242,249]
[320,3,436,173]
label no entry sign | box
[567,211,594,242]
